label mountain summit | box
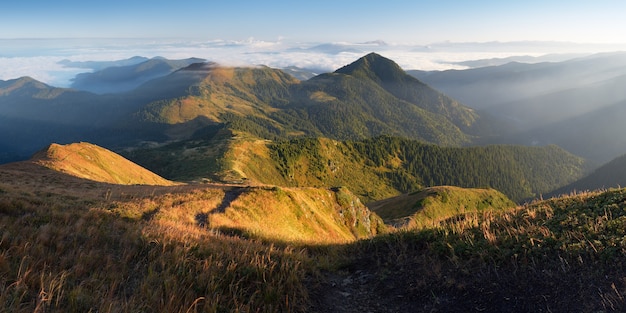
[335,53,483,134]
[335,52,408,83]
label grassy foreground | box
[314,189,626,312]
[2,159,626,311]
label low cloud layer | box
[1,38,624,88]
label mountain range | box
[4,51,626,312]
[69,57,205,94]
[0,52,624,197]
[0,53,492,161]
[411,52,626,163]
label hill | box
[367,186,515,228]
[126,135,588,203]
[312,188,626,312]
[2,148,626,311]
[31,142,177,186]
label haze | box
[2,1,626,86]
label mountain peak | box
[0,76,50,96]
[334,52,407,83]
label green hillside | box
[314,188,626,312]
[2,148,626,311]
[126,134,588,203]
[268,136,587,202]
[132,53,485,145]
[335,52,481,135]
[367,186,515,228]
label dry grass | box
[33,142,177,186]
[368,186,515,229]
[319,188,626,311]
[5,149,626,311]
[0,167,314,312]
[0,159,387,312]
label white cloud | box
[1,39,624,87]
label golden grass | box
[0,157,390,311]
[221,134,287,186]
[368,186,516,229]
[0,167,314,312]
[4,153,626,311]
[33,142,178,186]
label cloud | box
[1,39,624,87]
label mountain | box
[31,142,177,185]
[335,53,481,134]
[59,56,150,71]
[70,57,205,94]
[279,66,321,80]
[410,52,626,110]
[452,53,586,68]
[483,73,626,131]
[0,77,112,125]
[131,53,491,145]
[0,53,503,162]
[410,52,626,162]
[366,186,515,228]
[126,135,588,203]
[493,98,626,163]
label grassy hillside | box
[0,156,387,312]
[335,52,481,135]
[367,186,515,228]
[127,134,588,203]
[2,152,626,311]
[313,188,626,312]
[32,142,177,186]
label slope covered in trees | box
[268,136,587,202]
[127,134,588,203]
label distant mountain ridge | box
[70,57,206,94]
[550,153,626,196]
[1,53,494,155]
[411,51,626,163]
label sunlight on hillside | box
[33,142,178,186]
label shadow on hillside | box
[195,187,247,227]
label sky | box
[2,1,626,86]
[3,0,626,43]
